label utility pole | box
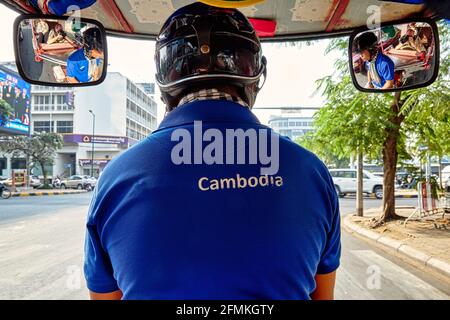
[88,110,95,177]
[356,148,364,217]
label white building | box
[268,113,315,140]
[29,72,157,178]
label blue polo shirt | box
[84,100,341,300]
[365,52,395,88]
[66,49,97,83]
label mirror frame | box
[13,14,109,87]
[348,17,440,93]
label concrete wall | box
[73,73,127,137]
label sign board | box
[64,134,128,145]
[79,159,111,167]
[0,65,31,135]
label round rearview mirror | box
[14,16,107,87]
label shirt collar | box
[178,88,249,109]
[156,99,261,132]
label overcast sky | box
[0,3,341,125]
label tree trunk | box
[40,161,48,188]
[380,92,404,222]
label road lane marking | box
[335,267,376,300]
[350,250,449,300]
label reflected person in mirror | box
[66,27,103,84]
[46,23,70,44]
[355,32,395,90]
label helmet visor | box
[157,33,263,86]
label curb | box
[344,194,417,199]
[394,194,418,199]
[12,190,88,197]
[343,214,450,279]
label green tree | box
[0,132,63,187]
[0,99,14,126]
[299,21,449,223]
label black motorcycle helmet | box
[155,2,267,111]
[354,31,379,57]
[83,27,102,56]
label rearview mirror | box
[14,15,107,86]
[349,20,439,93]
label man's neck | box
[177,88,249,109]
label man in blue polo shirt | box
[355,31,395,90]
[66,27,103,83]
[84,2,341,300]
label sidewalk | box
[344,207,450,278]
[12,188,87,197]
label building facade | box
[1,71,157,179]
[268,113,315,140]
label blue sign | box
[0,66,31,135]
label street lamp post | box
[88,110,96,177]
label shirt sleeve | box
[66,59,75,78]
[317,175,341,274]
[83,194,119,293]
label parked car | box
[29,175,42,188]
[82,176,97,190]
[441,165,450,188]
[329,169,384,199]
[60,175,96,190]
[444,177,450,214]
[0,175,41,188]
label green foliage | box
[0,132,63,185]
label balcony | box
[32,104,75,113]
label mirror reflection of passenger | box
[395,27,429,54]
[66,28,103,83]
[355,32,395,90]
[414,29,431,53]
[35,19,49,44]
[47,23,69,44]
[396,28,416,50]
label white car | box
[441,165,450,187]
[82,176,97,189]
[329,169,384,199]
[0,175,41,188]
[60,175,97,190]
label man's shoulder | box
[99,135,165,179]
[379,53,394,64]
[280,135,326,167]
[68,49,85,61]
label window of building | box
[0,158,7,172]
[11,158,26,170]
[56,121,73,134]
[34,121,54,133]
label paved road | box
[0,194,448,300]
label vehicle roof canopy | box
[3,0,436,41]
